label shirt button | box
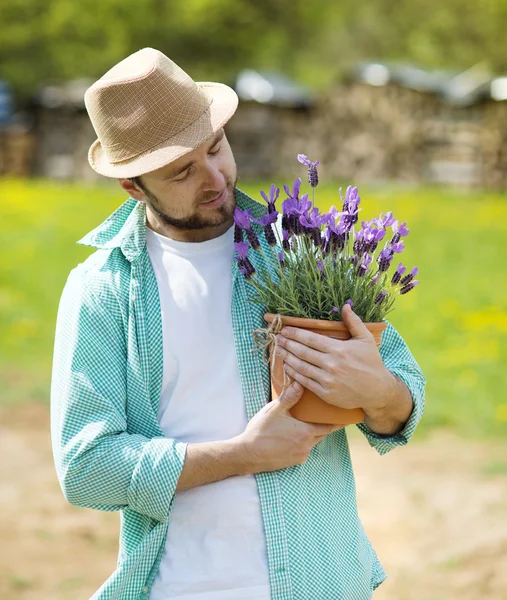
[142,586,149,594]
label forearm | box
[363,370,414,436]
[175,437,250,493]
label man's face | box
[120,129,238,242]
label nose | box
[202,159,226,192]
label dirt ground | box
[1,405,506,600]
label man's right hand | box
[235,382,345,474]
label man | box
[51,48,425,600]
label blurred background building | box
[3,63,507,188]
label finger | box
[283,363,328,400]
[279,327,337,353]
[341,303,374,340]
[276,336,327,368]
[280,350,330,387]
[309,422,340,435]
[312,434,327,445]
[331,424,346,432]
[311,424,345,442]
[274,381,304,412]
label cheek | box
[155,185,196,216]
[217,140,236,179]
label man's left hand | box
[275,303,395,416]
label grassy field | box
[1,177,507,439]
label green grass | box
[1,178,507,439]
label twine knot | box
[252,314,290,392]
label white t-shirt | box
[146,224,271,600]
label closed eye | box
[174,166,193,182]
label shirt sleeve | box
[356,320,426,455]
[50,267,187,523]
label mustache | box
[199,177,237,204]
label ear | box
[118,178,147,203]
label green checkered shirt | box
[51,190,426,600]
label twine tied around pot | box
[252,314,291,392]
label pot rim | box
[264,312,387,332]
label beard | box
[144,176,238,231]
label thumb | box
[277,381,304,411]
[341,303,370,339]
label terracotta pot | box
[264,313,387,425]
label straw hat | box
[84,48,239,178]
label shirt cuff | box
[356,366,425,456]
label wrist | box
[228,435,256,476]
[363,370,412,436]
[363,369,396,420]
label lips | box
[202,189,226,204]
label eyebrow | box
[167,130,225,179]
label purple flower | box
[340,186,361,212]
[370,272,380,287]
[283,177,302,201]
[234,209,261,249]
[316,260,326,279]
[260,184,280,214]
[233,208,253,230]
[278,251,285,268]
[358,222,386,253]
[325,205,340,224]
[234,224,243,244]
[246,229,261,250]
[324,218,349,252]
[282,193,311,235]
[373,211,396,228]
[299,207,325,247]
[297,154,320,188]
[264,227,277,246]
[400,266,419,286]
[252,212,278,247]
[234,241,249,258]
[391,262,407,285]
[357,253,372,277]
[282,229,291,251]
[374,290,388,305]
[392,220,409,236]
[400,280,420,295]
[300,207,327,229]
[337,186,361,231]
[377,248,394,272]
[282,194,312,217]
[234,255,256,280]
[330,306,340,315]
[253,212,278,227]
[345,299,354,310]
[237,261,250,278]
[391,241,405,253]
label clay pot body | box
[264,313,387,425]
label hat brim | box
[88,82,239,178]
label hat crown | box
[84,48,212,164]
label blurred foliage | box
[3,0,507,99]
[1,178,507,441]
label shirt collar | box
[77,189,267,263]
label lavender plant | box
[234,154,419,322]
